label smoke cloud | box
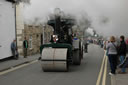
[23,0,128,37]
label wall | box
[23,25,53,55]
[0,0,16,59]
[16,3,24,55]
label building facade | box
[16,2,54,56]
[23,24,53,56]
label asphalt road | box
[0,44,110,85]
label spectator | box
[105,40,110,56]
[11,39,18,59]
[23,37,28,58]
[118,35,127,74]
[100,39,104,48]
[103,40,107,50]
[107,36,118,75]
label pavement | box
[111,68,128,85]
[0,54,40,71]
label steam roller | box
[41,48,68,72]
[40,11,84,72]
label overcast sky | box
[23,0,128,37]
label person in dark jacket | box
[118,35,127,74]
[84,38,89,53]
[11,39,18,59]
[23,37,28,58]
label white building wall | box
[0,0,16,59]
[0,1,25,59]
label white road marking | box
[0,60,38,76]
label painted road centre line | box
[0,60,38,76]
[96,51,108,85]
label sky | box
[23,0,128,37]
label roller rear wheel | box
[73,50,81,65]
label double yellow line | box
[96,51,108,85]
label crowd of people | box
[104,35,128,75]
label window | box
[29,35,32,49]
[37,34,39,38]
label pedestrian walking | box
[107,36,118,75]
[118,35,127,74]
[23,37,28,58]
[84,38,89,53]
[11,39,18,59]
